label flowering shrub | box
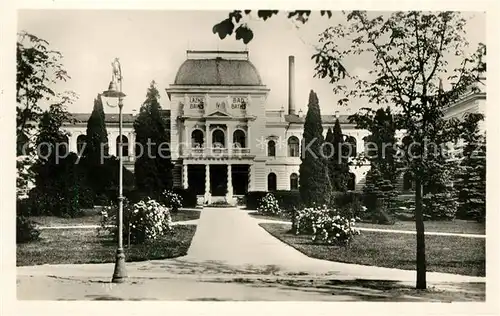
[162,190,183,213]
[294,205,360,246]
[98,198,172,244]
[128,199,173,243]
[257,193,282,215]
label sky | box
[17,10,486,116]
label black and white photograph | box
[1,1,499,314]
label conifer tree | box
[329,119,350,192]
[83,95,112,198]
[299,90,332,206]
[134,81,173,199]
[455,113,486,222]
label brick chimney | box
[288,56,296,115]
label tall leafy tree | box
[455,113,486,222]
[299,90,332,206]
[134,81,172,199]
[16,31,72,197]
[213,10,485,289]
[309,11,485,289]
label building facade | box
[63,50,486,204]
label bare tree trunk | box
[415,177,426,289]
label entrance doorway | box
[188,165,205,195]
[210,165,227,196]
[232,164,249,195]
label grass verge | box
[17,225,197,266]
[250,212,485,235]
[29,209,201,227]
[259,223,485,277]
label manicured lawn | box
[170,210,201,222]
[250,211,485,235]
[357,220,485,235]
[17,225,197,266]
[260,223,485,277]
[29,209,201,227]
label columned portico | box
[227,164,233,203]
[204,164,211,204]
[181,160,251,205]
[182,163,188,189]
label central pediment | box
[205,110,231,117]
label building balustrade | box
[182,147,253,158]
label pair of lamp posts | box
[102,58,127,283]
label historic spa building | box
[63,50,486,204]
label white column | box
[227,124,232,155]
[226,164,233,202]
[204,164,211,204]
[206,123,212,155]
[248,164,253,192]
[108,132,116,156]
[128,132,135,159]
[182,163,189,189]
[68,133,77,153]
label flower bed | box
[294,205,360,246]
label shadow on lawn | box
[249,278,485,302]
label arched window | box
[268,140,276,157]
[403,171,414,191]
[116,135,129,157]
[233,129,246,148]
[76,135,86,153]
[268,172,277,191]
[288,136,300,157]
[192,129,204,148]
[212,129,225,148]
[347,172,356,191]
[290,173,299,190]
[345,136,357,157]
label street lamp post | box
[102,58,127,283]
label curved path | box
[17,207,485,301]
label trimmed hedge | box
[245,190,302,211]
[173,187,198,208]
[124,187,198,208]
[245,191,268,210]
[331,191,365,219]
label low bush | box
[257,193,282,215]
[173,187,198,208]
[99,198,173,245]
[245,191,268,210]
[208,200,233,207]
[423,191,458,220]
[293,205,360,246]
[27,187,84,218]
[17,215,40,243]
[162,190,183,213]
[274,190,302,212]
[246,190,303,212]
[331,191,366,220]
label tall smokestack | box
[288,55,296,115]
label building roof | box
[68,110,170,124]
[284,114,352,124]
[174,51,263,86]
